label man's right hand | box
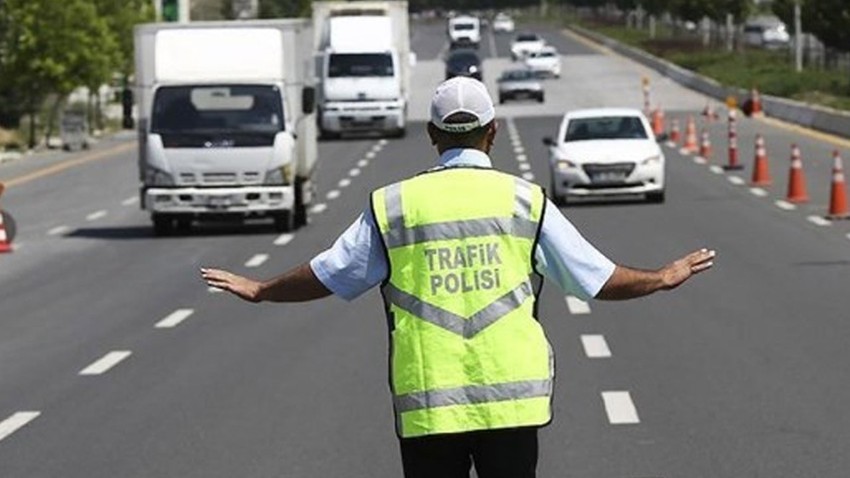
[200,268,263,302]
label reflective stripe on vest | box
[373,167,551,438]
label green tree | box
[0,0,118,147]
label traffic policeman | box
[201,77,715,478]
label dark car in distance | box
[445,49,482,81]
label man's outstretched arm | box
[595,248,715,300]
[201,263,332,303]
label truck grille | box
[202,172,238,184]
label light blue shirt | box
[310,148,616,301]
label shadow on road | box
[65,223,282,240]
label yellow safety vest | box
[371,166,553,438]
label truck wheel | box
[294,179,308,228]
[152,214,173,237]
[273,211,294,232]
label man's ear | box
[485,121,498,150]
[427,122,439,146]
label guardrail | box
[568,24,850,139]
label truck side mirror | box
[302,86,316,114]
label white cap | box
[430,77,495,133]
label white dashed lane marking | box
[775,200,796,211]
[155,308,194,329]
[565,295,591,315]
[311,203,328,214]
[580,334,612,358]
[274,233,294,246]
[79,351,132,376]
[709,165,723,174]
[750,187,768,197]
[86,210,107,221]
[338,178,351,188]
[378,139,388,146]
[326,190,341,200]
[516,154,527,162]
[47,225,70,236]
[601,391,640,424]
[518,163,531,171]
[0,411,40,443]
[349,168,361,177]
[208,286,223,293]
[121,196,139,206]
[357,159,369,168]
[807,215,831,227]
[245,254,269,268]
[522,172,535,181]
[728,176,745,185]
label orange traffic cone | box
[702,102,718,122]
[0,183,11,254]
[669,118,681,144]
[723,109,743,170]
[751,134,772,186]
[750,88,763,117]
[651,108,665,137]
[682,116,698,153]
[786,144,809,203]
[698,129,712,160]
[827,150,849,219]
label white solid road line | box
[86,210,107,221]
[728,176,745,185]
[311,203,328,214]
[326,189,341,200]
[775,200,796,211]
[155,308,194,329]
[807,215,831,227]
[245,254,269,268]
[750,187,768,197]
[79,351,132,376]
[0,411,41,443]
[121,196,139,206]
[580,334,612,358]
[601,391,640,424]
[565,295,591,315]
[273,233,294,246]
[47,225,70,236]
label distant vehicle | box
[524,46,560,78]
[60,111,89,151]
[497,68,543,104]
[492,13,515,33]
[743,19,790,49]
[448,15,481,49]
[445,49,482,80]
[543,108,665,204]
[510,32,545,61]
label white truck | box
[312,1,413,139]
[447,15,481,49]
[134,20,317,235]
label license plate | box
[591,172,626,183]
[208,195,232,207]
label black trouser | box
[399,427,539,478]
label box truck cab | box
[448,15,481,49]
[135,21,317,235]
[313,1,413,138]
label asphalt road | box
[2,19,850,478]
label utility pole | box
[794,0,803,73]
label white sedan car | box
[492,13,515,33]
[543,108,665,204]
[524,46,561,78]
[510,32,545,61]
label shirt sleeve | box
[309,207,388,301]
[534,198,616,300]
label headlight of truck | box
[145,166,174,186]
[265,164,292,185]
[641,155,662,166]
[556,159,577,171]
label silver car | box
[497,69,544,104]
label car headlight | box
[641,155,662,166]
[469,65,479,73]
[556,159,577,171]
[265,164,292,185]
[145,166,174,186]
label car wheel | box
[499,95,505,104]
[152,214,173,237]
[646,190,666,203]
[537,93,545,103]
[549,177,565,206]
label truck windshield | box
[328,53,394,78]
[151,85,284,147]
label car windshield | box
[453,23,475,31]
[152,85,284,135]
[500,70,533,81]
[328,53,394,78]
[448,52,479,67]
[516,34,539,42]
[564,116,648,142]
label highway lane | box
[2,18,850,477]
